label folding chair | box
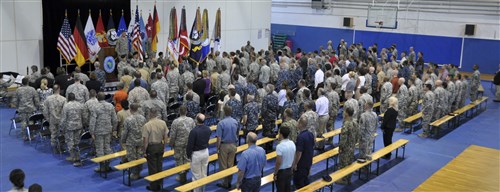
[168,102,182,114]
[10,111,21,136]
[76,131,94,166]
[207,95,219,105]
[35,120,52,149]
[26,114,45,144]
[166,113,179,127]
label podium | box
[99,47,118,82]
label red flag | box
[96,10,108,47]
[178,7,189,58]
[152,4,160,52]
[73,11,89,66]
[146,13,153,38]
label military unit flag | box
[84,10,100,63]
[96,10,108,48]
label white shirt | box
[278,89,287,106]
[357,76,366,89]
[314,69,324,88]
[276,139,296,170]
[341,74,350,91]
[315,95,329,116]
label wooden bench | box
[430,115,455,137]
[149,129,342,190]
[90,150,127,178]
[403,112,422,133]
[297,139,409,192]
[373,102,381,108]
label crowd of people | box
[4,39,484,192]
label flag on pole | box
[132,6,144,60]
[189,8,202,65]
[200,9,210,63]
[84,10,101,63]
[117,10,128,36]
[139,11,148,55]
[57,12,77,64]
[106,9,117,46]
[127,9,135,55]
[152,4,160,53]
[167,7,179,64]
[73,10,89,67]
[96,10,108,47]
[213,8,222,53]
[146,13,153,38]
[178,7,189,59]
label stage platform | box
[414,145,500,191]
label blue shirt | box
[237,145,266,178]
[276,139,296,169]
[296,129,315,170]
[216,117,239,143]
[128,78,149,92]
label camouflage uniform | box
[262,93,279,138]
[408,84,419,116]
[243,101,260,132]
[248,62,260,83]
[60,101,85,160]
[240,57,249,76]
[380,82,393,114]
[301,110,319,137]
[141,99,168,121]
[94,69,106,90]
[470,70,480,102]
[280,119,298,142]
[42,94,66,147]
[283,100,300,120]
[447,81,456,113]
[151,80,169,104]
[364,74,373,95]
[90,101,117,157]
[433,87,446,121]
[121,113,147,175]
[245,83,257,98]
[183,90,200,104]
[84,98,99,127]
[270,63,280,84]
[453,80,462,112]
[234,82,246,100]
[358,93,373,121]
[115,36,129,57]
[460,79,469,108]
[358,110,378,160]
[206,58,216,73]
[15,85,40,136]
[128,86,149,105]
[217,71,231,94]
[344,98,359,122]
[276,69,290,90]
[170,115,195,178]
[259,65,271,85]
[397,84,409,127]
[414,77,423,101]
[338,118,359,183]
[185,100,200,119]
[296,87,310,104]
[326,90,340,132]
[167,68,181,99]
[293,67,303,89]
[180,71,195,94]
[422,91,436,135]
[66,83,89,104]
[226,98,243,123]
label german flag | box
[73,11,89,67]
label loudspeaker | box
[465,24,476,36]
[343,17,353,27]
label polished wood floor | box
[414,145,500,191]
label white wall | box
[132,0,272,55]
[0,0,43,74]
[271,0,500,40]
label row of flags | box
[57,5,160,67]
[57,6,221,68]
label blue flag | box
[117,14,127,36]
[139,14,148,53]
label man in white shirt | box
[274,126,296,192]
[315,88,329,150]
[314,64,324,89]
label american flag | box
[57,17,77,63]
[132,7,144,60]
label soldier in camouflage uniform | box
[469,64,480,102]
[296,80,310,104]
[262,84,279,152]
[128,79,150,105]
[170,105,195,183]
[408,78,419,116]
[185,92,200,119]
[84,90,99,128]
[150,73,169,104]
[336,107,359,185]
[115,32,129,58]
[357,100,378,161]
[141,90,168,121]
[120,103,146,180]
[93,62,106,90]
[167,64,181,99]
[326,83,340,139]
[42,85,66,153]
[217,65,231,94]
[300,101,319,138]
[15,78,40,140]
[180,67,195,95]
[446,75,456,114]
[453,74,463,112]
[283,91,300,120]
[460,75,469,108]
[60,93,85,166]
[419,84,435,138]
[433,80,447,121]
[225,87,243,123]
[344,88,359,123]
[280,108,298,142]
[65,74,89,104]
[358,87,373,121]
[276,64,290,91]
[380,77,393,114]
[90,93,118,172]
[248,59,260,83]
[242,94,260,137]
[396,78,409,131]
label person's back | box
[236,132,266,191]
[293,117,315,189]
[275,126,296,191]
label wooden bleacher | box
[403,112,423,133]
[296,139,409,192]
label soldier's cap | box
[228,84,235,90]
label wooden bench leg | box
[122,169,131,186]
[376,159,380,175]
[402,145,406,158]
[272,181,275,192]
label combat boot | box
[73,151,82,167]
[52,146,61,154]
[66,151,75,162]
[179,172,187,184]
